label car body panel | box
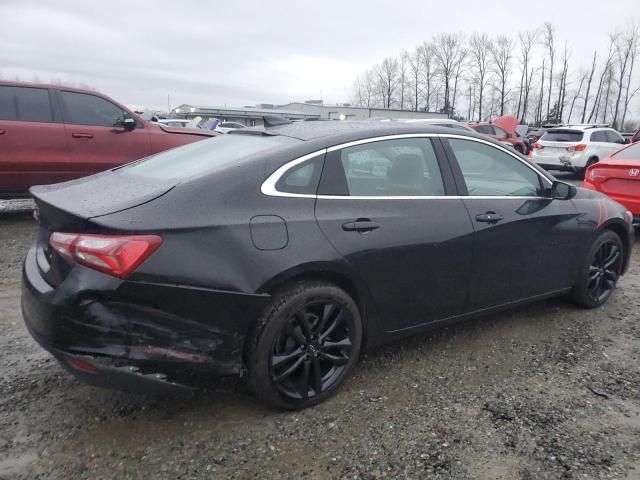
[0,81,216,196]
[21,121,634,392]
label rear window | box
[0,86,53,122]
[612,142,640,161]
[540,130,584,142]
[121,133,293,180]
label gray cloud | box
[1,0,638,111]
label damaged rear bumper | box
[21,246,270,392]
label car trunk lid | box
[590,161,640,197]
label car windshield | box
[121,133,294,180]
[541,130,584,142]
[611,142,640,161]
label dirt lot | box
[1,197,639,480]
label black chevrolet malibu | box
[22,120,635,409]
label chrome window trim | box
[260,133,552,199]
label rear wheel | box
[571,230,623,308]
[577,157,598,180]
[246,282,362,409]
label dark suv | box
[0,81,217,197]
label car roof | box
[0,79,100,96]
[235,120,486,144]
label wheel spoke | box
[298,359,311,398]
[322,337,352,350]
[296,312,314,341]
[274,355,306,382]
[311,356,322,394]
[272,347,304,368]
[603,249,620,269]
[319,351,349,366]
[319,310,343,342]
[284,321,307,346]
[316,304,337,336]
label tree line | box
[351,23,640,130]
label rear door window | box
[590,131,607,142]
[60,91,126,127]
[541,130,584,142]
[321,138,445,197]
[0,86,53,122]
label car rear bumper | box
[21,246,271,392]
[532,151,587,171]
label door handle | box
[72,132,94,139]
[475,212,503,224]
[0,129,5,135]
[342,219,380,233]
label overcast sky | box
[1,0,638,111]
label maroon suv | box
[0,81,217,197]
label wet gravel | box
[1,199,639,480]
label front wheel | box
[570,230,623,308]
[245,282,362,410]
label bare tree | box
[375,57,399,109]
[490,35,513,117]
[398,50,409,110]
[420,42,436,111]
[588,38,616,123]
[612,26,639,129]
[407,47,423,111]
[620,27,639,127]
[516,30,537,123]
[469,33,493,121]
[432,33,466,115]
[543,22,556,121]
[567,72,587,123]
[555,43,570,122]
[581,51,598,123]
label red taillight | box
[533,143,544,149]
[566,144,587,152]
[49,233,162,278]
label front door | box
[315,136,474,332]
[442,136,581,310]
[57,90,151,177]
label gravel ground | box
[1,191,639,480]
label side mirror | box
[549,180,577,200]
[114,113,136,131]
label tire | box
[570,230,624,308]
[577,157,598,180]
[245,281,363,410]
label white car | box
[215,122,246,134]
[531,125,627,177]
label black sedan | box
[22,121,635,409]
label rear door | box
[442,136,580,310]
[57,90,151,177]
[603,130,626,157]
[315,135,474,332]
[0,85,68,194]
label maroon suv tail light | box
[49,233,162,278]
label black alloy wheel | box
[587,239,622,303]
[270,301,353,400]
[246,282,362,409]
[571,230,623,308]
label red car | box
[0,81,217,197]
[584,141,640,226]
[469,115,529,154]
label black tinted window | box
[541,130,584,142]
[0,86,53,122]
[473,125,494,135]
[448,138,542,197]
[0,86,18,120]
[605,130,624,144]
[61,91,125,127]
[334,138,445,197]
